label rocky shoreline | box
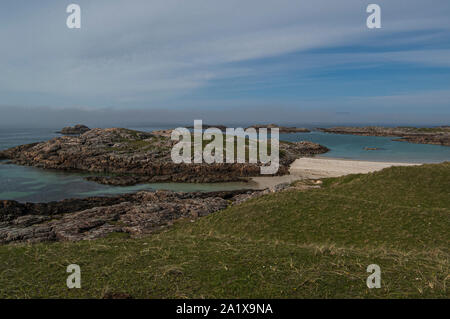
[0,126,329,244]
[0,187,294,244]
[0,127,328,186]
[318,126,450,146]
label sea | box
[0,126,449,203]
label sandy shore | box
[289,157,420,178]
[250,157,421,189]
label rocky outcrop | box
[0,189,259,244]
[318,126,450,146]
[392,135,450,146]
[84,164,255,185]
[58,124,90,135]
[1,127,328,185]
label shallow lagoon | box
[0,163,252,202]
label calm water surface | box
[0,127,448,202]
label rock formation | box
[0,127,328,185]
[318,126,450,146]
[58,124,91,135]
[0,189,259,244]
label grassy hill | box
[0,163,448,298]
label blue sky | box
[0,0,449,125]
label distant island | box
[57,124,91,135]
[318,126,450,146]
[246,124,310,133]
[186,124,310,133]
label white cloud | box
[0,0,449,108]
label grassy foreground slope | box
[0,163,449,298]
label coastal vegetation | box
[0,162,448,298]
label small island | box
[186,124,311,133]
[246,124,310,133]
[57,124,91,135]
[317,126,450,146]
[0,127,328,186]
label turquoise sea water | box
[0,127,448,202]
[280,132,450,163]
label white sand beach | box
[289,157,420,178]
[250,157,421,189]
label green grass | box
[189,134,282,161]
[106,131,283,160]
[0,163,449,298]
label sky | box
[0,0,449,127]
